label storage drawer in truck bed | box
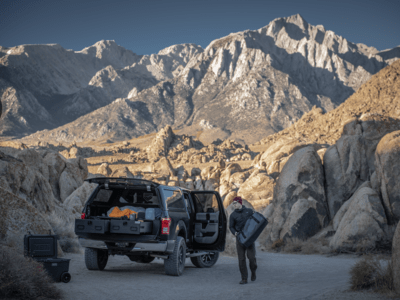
[75,219,110,234]
[75,219,154,235]
[110,220,153,234]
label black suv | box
[75,177,227,276]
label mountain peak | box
[79,40,121,54]
[157,43,203,56]
[268,14,309,31]
[285,14,308,29]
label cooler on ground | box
[24,233,71,283]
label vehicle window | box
[193,194,219,213]
[93,189,113,203]
[163,189,185,210]
[97,188,159,206]
[118,190,159,205]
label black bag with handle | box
[237,212,268,248]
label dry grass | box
[0,245,61,299]
[283,237,303,253]
[350,255,397,296]
[47,211,83,254]
[271,239,284,251]
[269,237,331,255]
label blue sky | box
[0,0,399,55]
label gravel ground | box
[57,251,398,300]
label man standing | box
[229,196,257,284]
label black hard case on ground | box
[237,212,268,248]
[24,234,71,283]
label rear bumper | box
[79,238,175,253]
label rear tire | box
[190,252,219,268]
[85,248,108,271]
[164,237,186,276]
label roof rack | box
[85,177,159,187]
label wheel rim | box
[62,273,71,282]
[178,245,184,267]
[201,253,215,265]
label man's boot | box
[251,271,256,281]
[239,279,248,284]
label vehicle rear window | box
[93,188,159,205]
[163,189,185,210]
[93,189,113,203]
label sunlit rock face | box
[5,14,399,144]
[0,41,202,138]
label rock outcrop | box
[146,125,175,162]
[263,146,328,243]
[152,157,175,176]
[64,181,99,215]
[237,170,274,210]
[252,137,316,175]
[0,148,88,253]
[0,187,55,250]
[329,182,387,251]
[110,166,134,178]
[97,162,112,176]
[375,130,400,224]
[393,221,400,293]
[324,115,400,219]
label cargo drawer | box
[75,219,110,234]
[110,220,153,235]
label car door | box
[182,192,195,246]
[159,186,190,241]
[190,191,227,252]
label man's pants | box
[236,240,257,280]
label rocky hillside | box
[253,58,400,148]
[10,14,400,144]
[0,147,91,254]
[0,41,202,137]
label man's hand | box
[235,232,239,237]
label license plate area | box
[110,220,153,234]
[110,220,141,234]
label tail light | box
[161,218,171,235]
[81,213,86,219]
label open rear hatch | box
[75,178,163,237]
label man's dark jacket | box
[229,207,254,235]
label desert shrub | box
[350,255,395,294]
[300,240,321,254]
[271,239,284,251]
[301,238,331,255]
[283,237,303,253]
[47,211,82,254]
[274,237,332,254]
[0,245,61,299]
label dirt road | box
[57,251,394,300]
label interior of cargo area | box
[87,186,163,221]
